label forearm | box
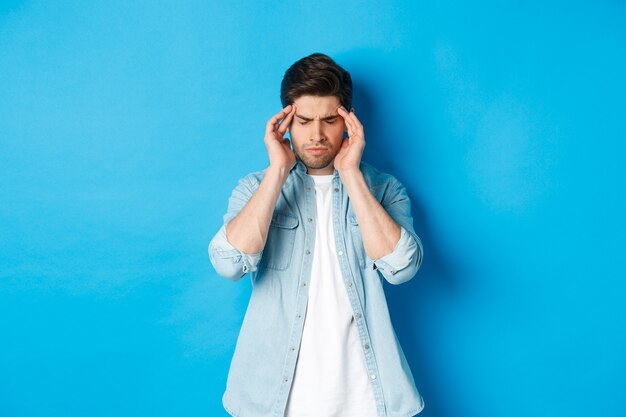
[340,169,401,259]
[226,166,289,253]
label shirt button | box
[390,269,396,275]
[297,314,301,318]
[307,218,312,222]
[355,312,361,319]
[242,265,249,273]
[338,250,343,256]
[306,187,311,192]
[291,346,295,351]
[334,188,339,192]
[348,282,353,287]
[305,250,311,255]
[364,344,370,350]
[284,377,288,382]
[302,282,307,287]
[370,374,376,380]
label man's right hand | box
[264,104,297,172]
[225,104,298,256]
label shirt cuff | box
[367,226,417,276]
[210,223,263,274]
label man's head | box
[280,53,353,174]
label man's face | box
[288,95,346,175]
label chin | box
[297,151,337,171]
[303,157,333,170]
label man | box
[208,53,425,417]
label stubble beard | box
[294,146,337,170]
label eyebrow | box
[295,113,339,122]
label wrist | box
[266,164,290,183]
[338,167,363,183]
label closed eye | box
[299,119,337,125]
[296,114,339,124]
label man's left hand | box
[335,106,364,173]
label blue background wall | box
[1,1,625,416]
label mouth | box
[305,147,329,156]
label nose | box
[310,120,326,142]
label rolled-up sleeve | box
[208,174,263,281]
[367,177,424,285]
[365,226,423,285]
[208,223,263,281]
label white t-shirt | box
[284,174,377,417]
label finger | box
[337,106,356,132]
[275,104,297,134]
[343,111,364,143]
[265,106,289,134]
[277,104,296,136]
[337,105,351,119]
[345,116,363,140]
[265,105,292,137]
[348,108,363,130]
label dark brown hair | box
[280,53,352,110]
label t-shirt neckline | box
[308,174,334,184]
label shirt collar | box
[291,159,340,179]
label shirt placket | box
[331,175,387,417]
[274,172,317,417]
